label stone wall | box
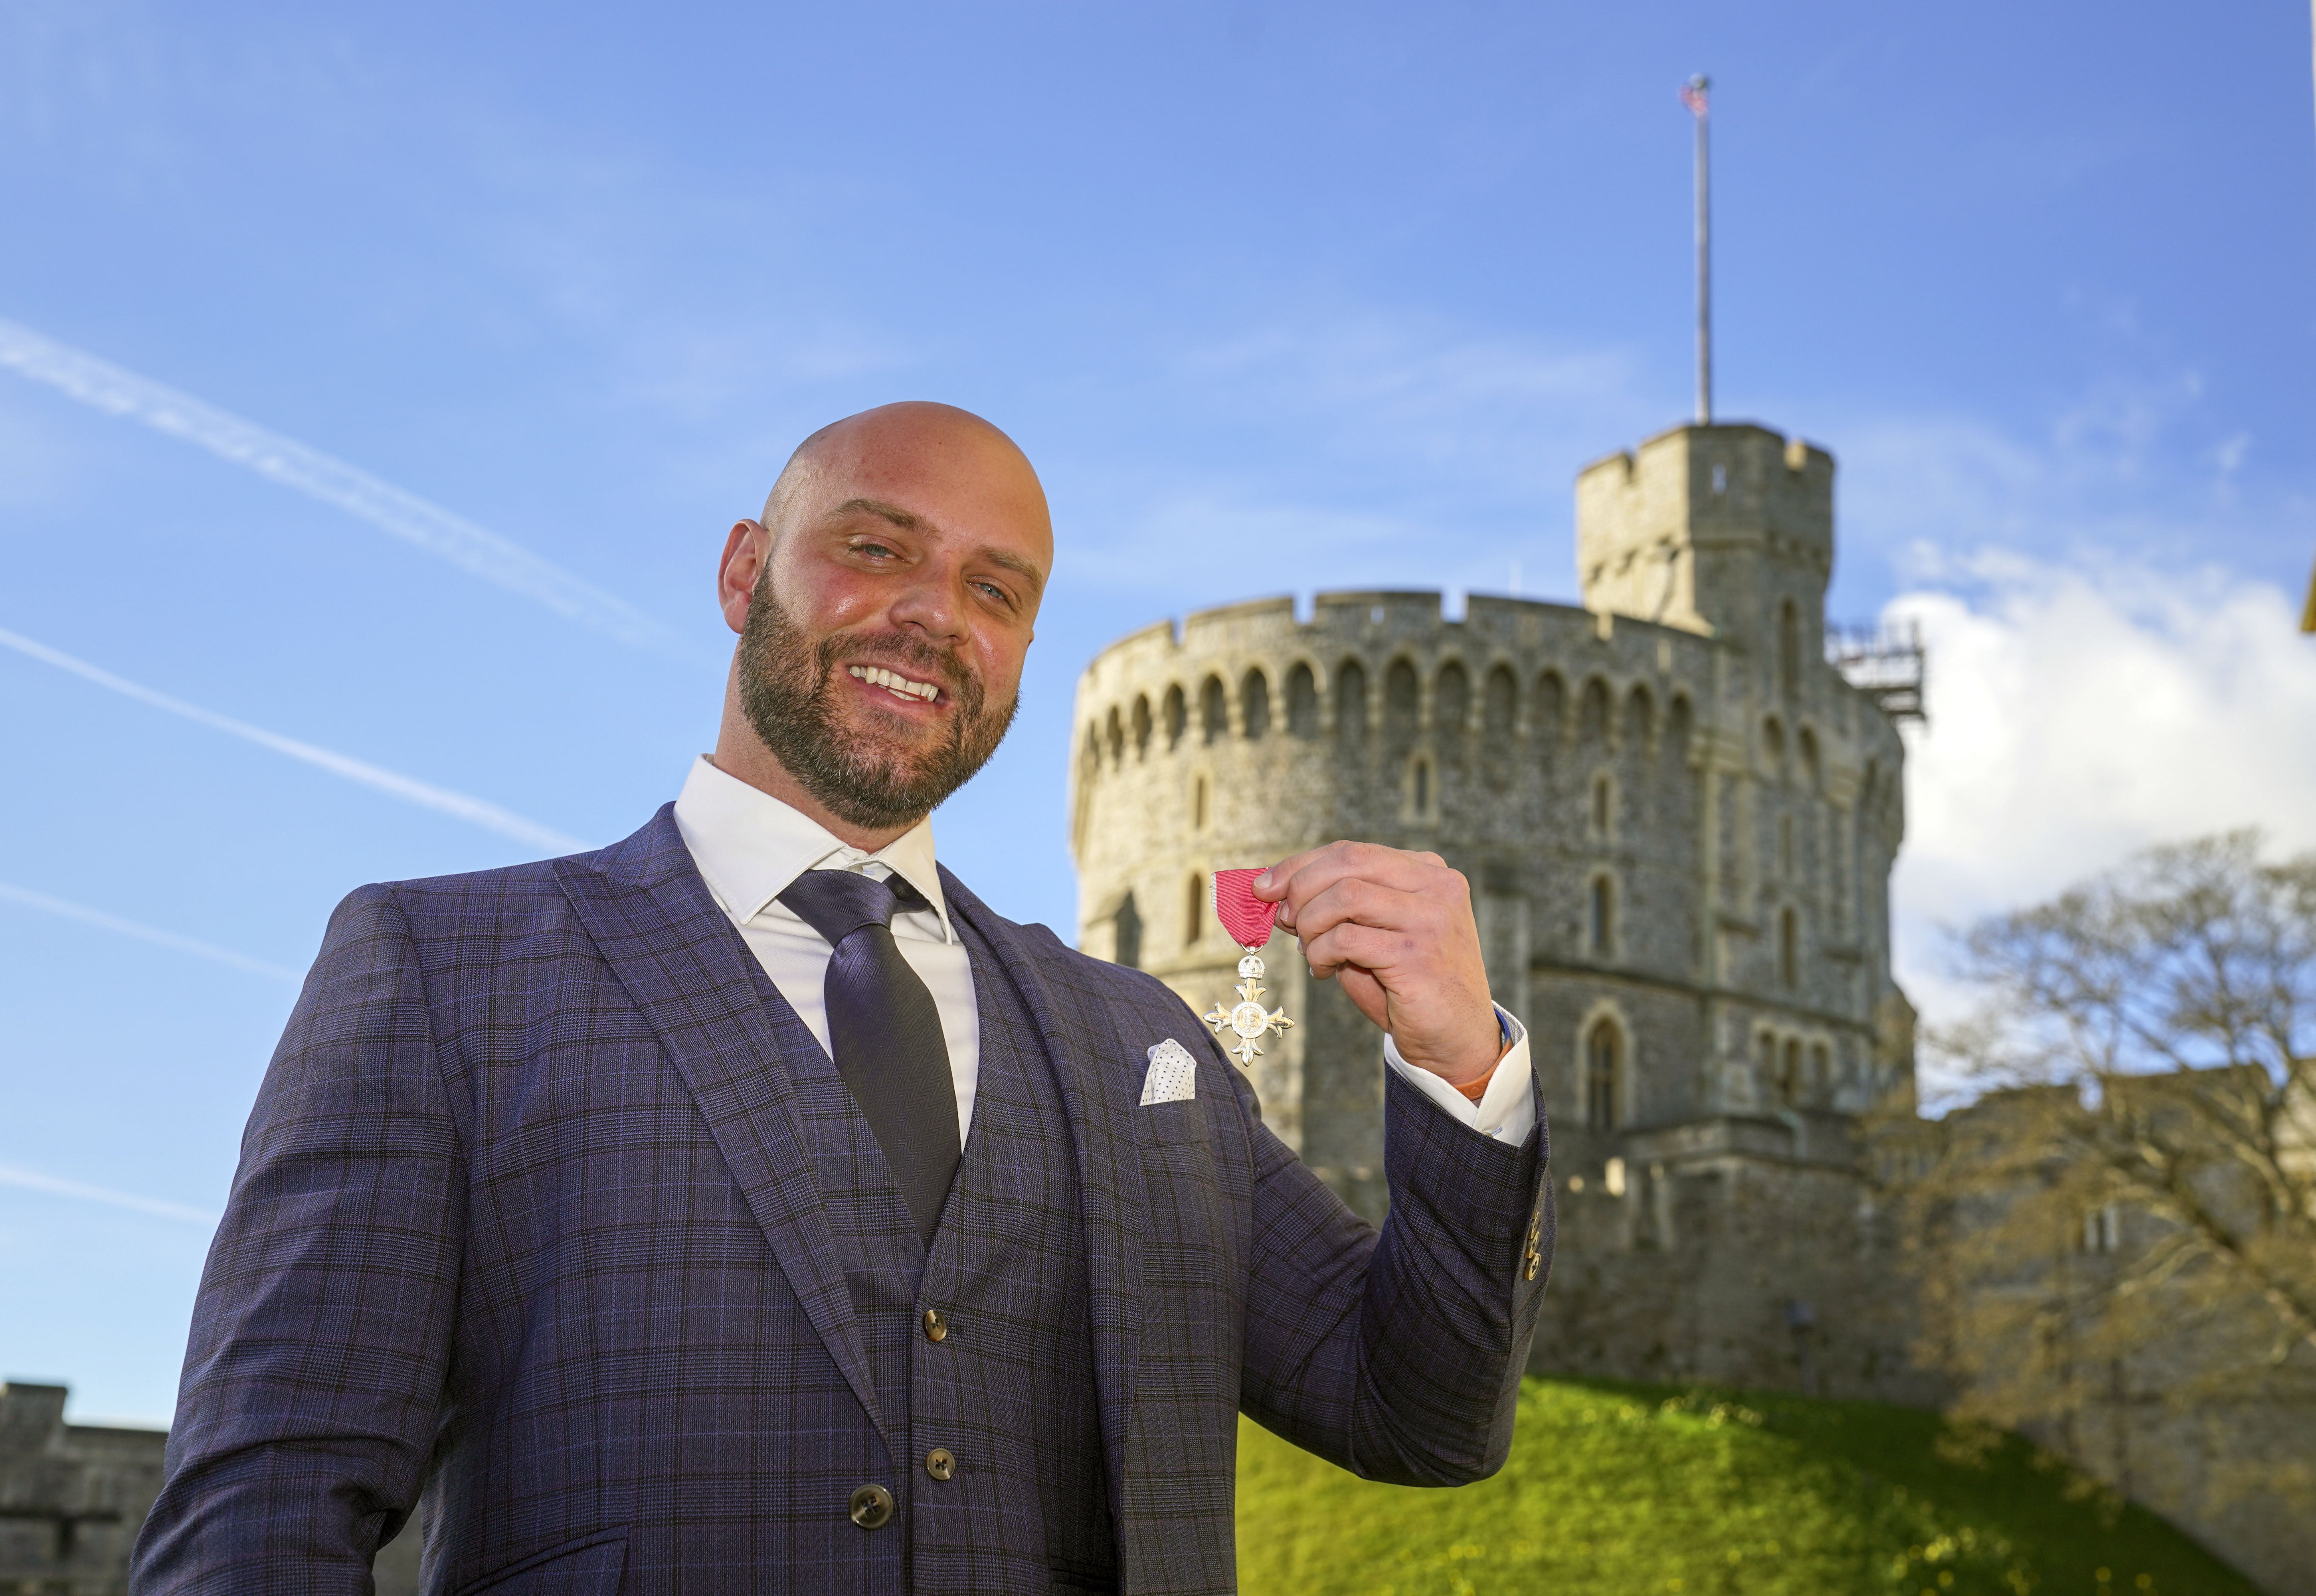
[0,1381,420,1596]
[1068,426,1922,1397]
[0,1383,163,1596]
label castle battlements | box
[1069,422,1931,1402]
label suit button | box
[923,1309,948,1343]
[848,1484,894,1529]
[924,1447,956,1482]
[1523,1252,1540,1281]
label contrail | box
[0,881,301,982]
[0,625,589,854]
[0,317,696,657]
[0,1161,219,1226]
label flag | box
[1680,76,1709,118]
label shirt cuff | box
[1382,1007,1538,1147]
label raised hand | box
[1254,841,1501,1088]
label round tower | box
[1070,423,1914,1232]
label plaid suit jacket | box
[131,807,1553,1595]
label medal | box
[1203,869,1295,1067]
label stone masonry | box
[0,1383,163,1596]
[1070,421,1933,1401]
[0,1382,420,1595]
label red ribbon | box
[1212,869,1280,950]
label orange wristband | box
[1452,1027,1519,1102]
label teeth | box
[848,664,939,702]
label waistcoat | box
[780,913,1115,1594]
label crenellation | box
[1072,419,1929,1400]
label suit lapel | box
[940,871,1147,1507]
[554,806,893,1451]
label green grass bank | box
[1234,1379,2258,1596]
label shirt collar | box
[671,755,953,943]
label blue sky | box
[3,1,2313,1424]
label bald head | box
[761,401,1050,558]
[710,401,1053,847]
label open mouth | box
[846,663,943,704]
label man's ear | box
[718,519,768,635]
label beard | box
[736,570,1019,833]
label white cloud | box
[1887,551,2316,1047]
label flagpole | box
[1689,75,1712,425]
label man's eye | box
[973,581,1012,604]
[852,541,897,560]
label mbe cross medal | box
[1203,869,1294,1067]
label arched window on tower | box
[1483,664,1517,739]
[1192,774,1209,831]
[1163,684,1187,751]
[1779,599,1802,700]
[1384,658,1420,739]
[1242,668,1271,740]
[1534,672,1566,743]
[1589,874,1616,958]
[1781,1038,1804,1105]
[1131,694,1152,760]
[1201,676,1228,745]
[1286,663,1319,739]
[1591,773,1614,839]
[1779,907,1800,990]
[1185,872,1205,948]
[1434,662,1469,741]
[1579,678,1612,742]
[1105,706,1125,767]
[1408,755,1433,820]
[1585,1020,1620,1130]
[1113,891,1143,970]
[1336,660,1369,743]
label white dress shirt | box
[672,755,1537,1148]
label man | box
[132,403,1552,1595]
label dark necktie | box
[777,868,961,1246]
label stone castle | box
[1070,420,1935,1400]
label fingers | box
[1259,840,1442,899]
[1258,841,1468,932]
[1261,838,1498,1082]
[1289,875,1428,951]
[1300,919,1426,982]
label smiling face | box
[712,403,1054,845]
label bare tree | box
[1899,831,2316,1449]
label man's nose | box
[886,559,968,642]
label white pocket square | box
[1139,1039,1199,1106]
